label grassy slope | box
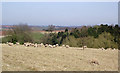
[2,44,118,71]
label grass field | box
[2,44,118,71]
[31,32,44,43]
[31,32,44,39]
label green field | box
[31,32,44,43]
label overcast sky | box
[2,2,118,26]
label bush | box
[3,24,33,44]
[86,32,118,49]
[19,41,24,45]
[62,36,78,47]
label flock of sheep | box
[6,42,118,50]
[6,42,70,48]
[99,47,117,51]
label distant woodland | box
[2,24,120,49]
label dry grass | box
[2,44,118,71]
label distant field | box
[31,32,44,42]
[2,44,118,71]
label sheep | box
[83,46,87,48]
[16,42,20,45]
[48,44,53,48]
[37,44,41,47]
[100,47,105,50]
[55,44,59,47]
[65,45,69,48]
[24,43,30,47]
[40,43,44,45]
[30,43,35,47]
[53,45,56,48]
[107,48,112,50]
[8,42,13,46]
[82,46,87,50]
[45,44,48,47]
[25,44,29,47]
[62,45,65,47]
[113,48,116,50]
[6,42,8,44]
[34,43,38,47]
[39,43,44,47]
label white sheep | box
[107,48,112,50]
[16,42,20,45]
[24,43,30,47]
[100,47,105,50]
[40,43,44,45]
[45,44,48,47]
[65,45,69,48]
[34,43,38,47]
[62,45,65,47]
[84,46,87,48]
[39,43,44,47]
[113,48,116,50]
[49,44,53,48]
[8,42,13,46]
[53,45,56,48]
[55,44,59,47]
[30,43,35,47]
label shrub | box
[3,24,33,44]
[19,41,24,45]
[62,36,78,47]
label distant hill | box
[1,25,83,31]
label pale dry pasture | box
[2,44,118,71]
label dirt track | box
[2,44,118,71]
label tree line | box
[2,24,120,49]
[43,24,120,49]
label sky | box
[2,2,118,26]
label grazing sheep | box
[24,43,30,47]
[40,43,44,45]
[53,45,56,48]
[107,48,112,50]
[45,44,48,47]
[55,44,59,47]
[6,42,8,44]
[49,44,53,48]
[62,45,65,47]
[30,43,35,47]
[37,44,41,47]
[16,42,20,45]
[34,43,38,47]
[99,47,105,50]
[8,42,13,46]
[65,45,69,48]
[84,46,87,48]
[25,44,30,47]
[113,48,116,50]
[24,43,27,46]
[82,46,87,49]
[39,43,44,47]
[100,47,105,50]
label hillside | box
[2,44,118,71]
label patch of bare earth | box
[2,44,118,71]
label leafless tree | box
[47,25,55,32]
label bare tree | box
[7,23,33,43]
[47,25,55,32]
